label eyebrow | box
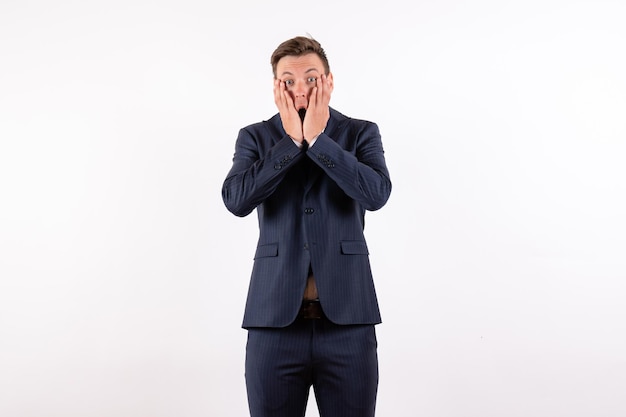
[280,68,320,77]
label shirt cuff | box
[291,131,323,149]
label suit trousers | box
[245,316,378,417]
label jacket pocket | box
[340,240,369,255]
[254,243,278,259]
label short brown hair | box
[270,36,330,78]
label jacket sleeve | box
[222,126,304,217]
[307,121,392,211]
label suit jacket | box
[222,108,392,328]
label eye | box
[307,77,317,83]
[284,79,294,87]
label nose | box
[291,80,308,97]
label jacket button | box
[304,208,314,214]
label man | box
[222,35,392,417]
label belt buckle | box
[301,299,322,319]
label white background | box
[1,0,625,416]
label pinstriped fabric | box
[222,108,392,328]
[226,106,389,416]
[246,318,378,417]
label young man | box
[222,35,392,417]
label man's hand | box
[303,73,333,141]
[274,79,303,143]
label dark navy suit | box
[222,107,391,416]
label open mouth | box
[298,108,306,122]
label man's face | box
[275,53,333,111]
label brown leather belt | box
[299,299,324,319]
